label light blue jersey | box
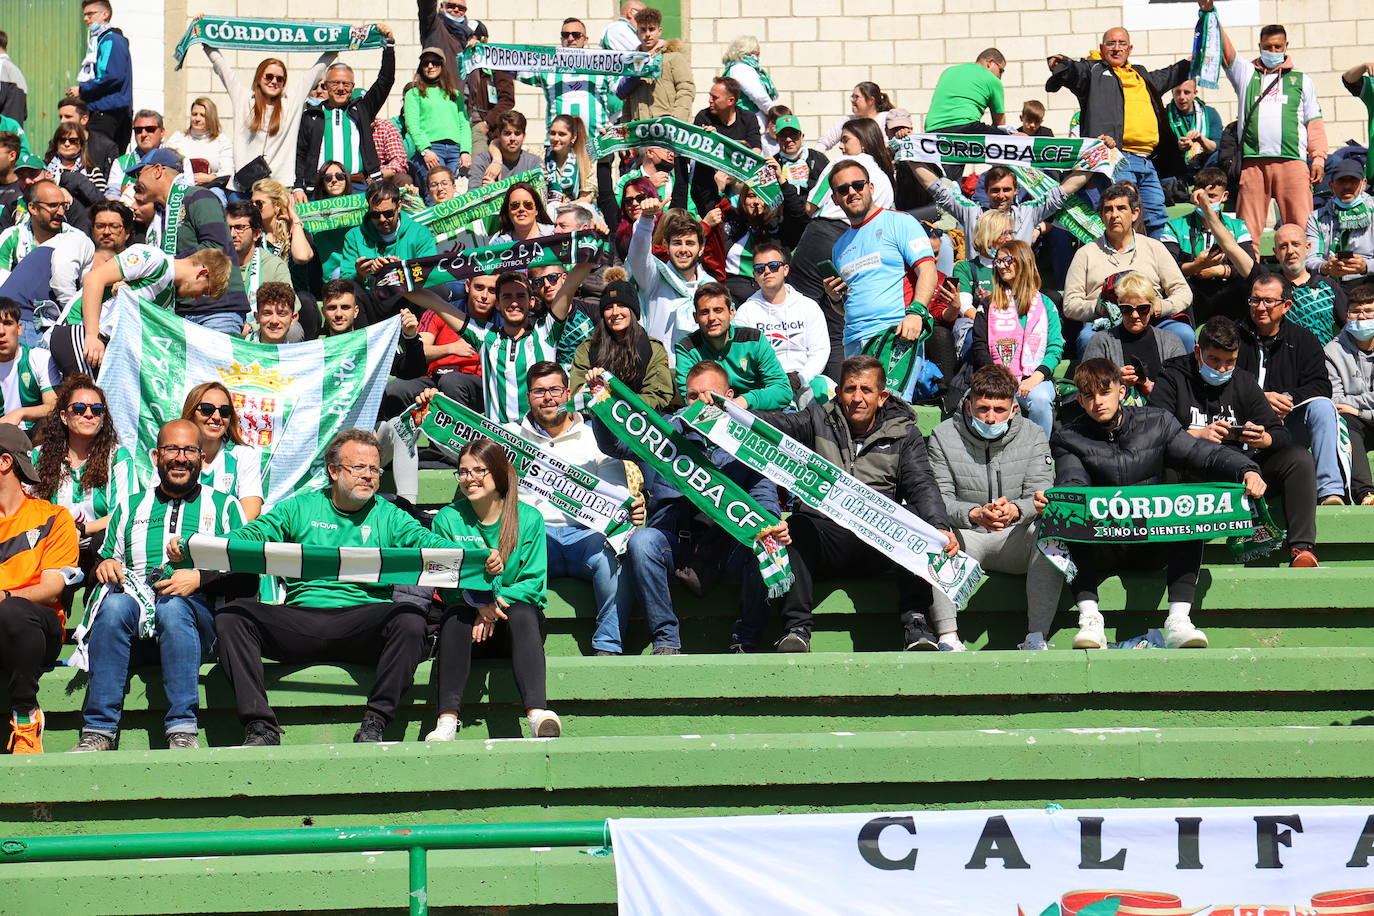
[832,209,933,347]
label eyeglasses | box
[753,260,786,275]
[994,256,1015,267]
[832,179,869,196]
[560,30,585,39]
[32,199,67,211]
[251,199,269,209]
[157,444,203,458]
[443,1,467,9]
[195,403,234,419]
[529,273,565,288]
[528,385,568,399]
[260,73,286,85]
[507,199,538,212]
[323,171,347,181]
[367,208,399,221]
[133,125,160,134]
[336,463,382,477]
[1248,296,1287,309]
[67,401,106,416]
[456,467,490,481]
[429,178,454,188]
[1102,40,1130,48]
[1119,303,1152,316]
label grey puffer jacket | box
[1324,330,1374,422]
[927,413,1054,529]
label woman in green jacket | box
[427,438,560,741]
[403,49,472,204]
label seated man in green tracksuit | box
[673,281,793,409]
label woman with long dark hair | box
[290,160,354,292]
[32,374,132,570]
[203,43,338,193]
[489,181,551,244]
[614,176,659,261]
[45,123,106,195]
[180,381,263,521]
[427,438,560,741]
[403,48,472,201]
[570,269,673,410]
[543,114,595,205]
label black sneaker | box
[650,645,683,655]
[776,631,811,653]
[242,721,280,747]
[69,731,117,753]
[166,732,200,750]
[593,649,619,657]
[353,711,387,743]
[903,614,939,651]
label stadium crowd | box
[1,0,1373,753]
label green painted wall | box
[0,0,84,155]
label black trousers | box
[87,108,132,155]
[381,371,483,420]
[1257,442,1317,550]
[435,601,546,713]
[1067,541,1204,605]
[213,600,428,731]
[776,513,934,637]
[0,596,63,713]
[1346,415,1374,503]
[787,217,849,381]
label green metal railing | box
[0,820,612,916]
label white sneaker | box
[1072,610,1106,649]
[1164,615,1209,649]
[1018,632,1049,651]
[424,716,459,742]
[937,635,965,652]
[528,709,562,738]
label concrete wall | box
[149,1,1370,154]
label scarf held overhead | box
[591,117,781,206]
[373,231,608,292]
[419,394,637,554]
[459,43,661,79]
[890,133,1123,176]
[574,375,793,597]
[681,398,985,610]
[173,16,388,70]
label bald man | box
[601,0,644,51]
[1046,3,1203,237]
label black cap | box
[0,424,39,485]
[1328,158,1365,181]
[600,279,641,320]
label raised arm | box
[1194,188,1254,276]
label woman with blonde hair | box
[249,178,306,262]
[950,208,1015,358]
[721,35,779,154]
[968,240,1063,435]
[1081,271,1187,403]
[167,96,235,189]
[427,438,561,741]
[180,381,263,521]
[202,38,338,193]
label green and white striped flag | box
[419,394,637,553]
[181,533,492,588]
[101,296,401,507]
[681,398,985,610]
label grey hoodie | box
[1324,329,1374,421]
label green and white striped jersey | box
[518,72,617,139]
[115,245,177,309]
[460,313,566,423]
[1227,60,1322,161]
[0,345,54,416]
[201,443,265,505]
[31,444,134,527]
[100,484,245,575]
[556,307,596,369]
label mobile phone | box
[947,275,961,290]
[1337,249,1355,260]
[1222,424,1246,442]
[817,259,841,280]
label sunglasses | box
[133,125,159,134]
[529,273,565,288]
[367,208,399,221]
[753,260,786,275]
[832,179,868,196]
[508,199,537,212]
[623,194,646,205]
[67,402,106,417]
[561,30,585,39]
[261,73,286,85]
[1119,303,1152,316]
[994,256,1015,267]
[57,137,81,145]
[195,403,233,419]
[323,171,347,181]
[421,58,443,68]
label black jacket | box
[294,44,395,192]
[764,396,950,528]
[1046,56,1190,180]
[1148,358,1291,455]
[1051,405,1257,488]
[1236,316,1331,403]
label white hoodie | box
[512,413,629,528]
[734,283,831,382]
[627,213,703,366]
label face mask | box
[306,96,324,108]
[1194,201,1222,219]
[1335,195,1362,210]
[1198,361,1233,386]
[1348,319,1374,341]
[967,413,1009,440]
[1260,50,1285,69]
[444,12,467,25]
[88,22,104,37]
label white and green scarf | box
[1190,10,1224,90]
[592,117,781,206]
[571,375,793,597]
[459,43,660,80]
[173,16,388,70]
[78,23,111,84]
[374,231,607,292]
[147,178,190,256]
[419,394,637,553]
[682,398,985,609]
[890,133,1123,177]
[294,193,368,233]
[727,55,777,113]
[1011,165,1106,244]
[179,533,493,588]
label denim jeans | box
[185,310,248,335]
[1286,396,1345,500]
[1018,379,1056,437]
[1119,152,1168,238]
[411,141,466,204]
[546,524,632,654]
[624,527,683,649]
[82,591,216,737]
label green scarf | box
[572,375,793,597]
[1335,198,1372,234]
[1166,102,1206,142]
[592,117,781,206]
[373,231,607,292]
[294,193,368,232]
[1012,165,1105,244]
[420,394,637,554]
[858,303,933,397]
[409,168,547,241]
[173,16,388,70]
[459,43,661,79]
[681,398,984,609]
[148,179,189,256]
[178,533,493,588]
